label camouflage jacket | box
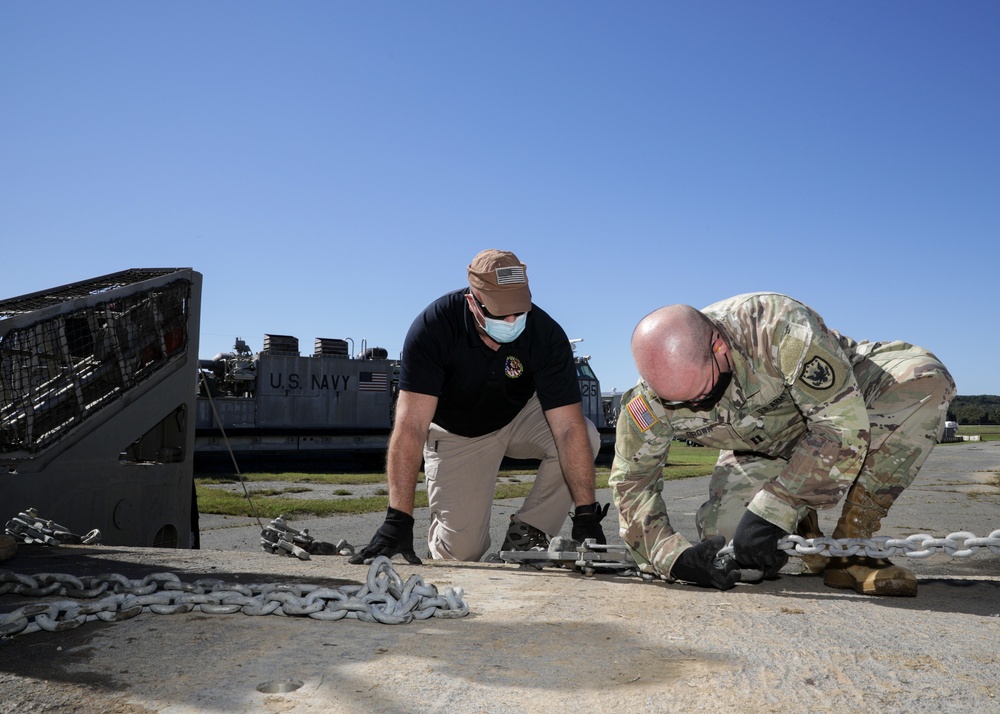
[610,293,870,578]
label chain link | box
[774,529,1000,559]
[504,529,1000,578]
[713,530,1000,560]
[0,556,468,637]
[260,516,356,559]
[5,508,102,546]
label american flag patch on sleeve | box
[626,394,657,431]
[495,266,526,284]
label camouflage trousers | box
[696,342,956,540]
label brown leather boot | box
[823,483,916,597]
[795,508,828,574]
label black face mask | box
[687,370,733,411]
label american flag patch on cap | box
[626,394,657,431]
[495,266,526,284]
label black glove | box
[348,507,422,565]
[732,510,788,578]
[670,535,741,590]
[571,502,609,544]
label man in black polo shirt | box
[350,249,607,563]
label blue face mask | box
[484,313,527,343]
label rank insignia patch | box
[626,395,657,431]
[800,356,835,390]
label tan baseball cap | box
[467,249,532,316]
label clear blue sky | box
[3,2,997,396]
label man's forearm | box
[556,425,597,506]
[385,427,425,514]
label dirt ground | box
[2,441,999,713]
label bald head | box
[631,305,716,400]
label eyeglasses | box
[471,293,525,320]
[660,332,725,407]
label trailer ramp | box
[0,268,202,547]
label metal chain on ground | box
[5,508,101,547]
[716,529,1000,560]
[502,529,1000,578]
[260,516,356,559]
[0,556,468,637]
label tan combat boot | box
[823,483,917,597]
[795,508,828,574]
[0,534,17,563]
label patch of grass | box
[940,425,1000,444]
[244,486,313,497]
[966,490,999,499]
[974,426,1000,442]
[196,485,430,518]
[196,472,410,485]
[195,443,721,517]
[494,482,532,500]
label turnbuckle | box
[499,537,639,577]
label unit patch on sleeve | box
[799,356,835,390]
[626,394,658,431]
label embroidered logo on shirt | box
[800,356,835,390]
[504,356,524,378]
[626,394,657,431]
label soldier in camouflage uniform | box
[612,292,955,596]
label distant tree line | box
[948,395,1000,425]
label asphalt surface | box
[1,441,999,713]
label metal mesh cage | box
[0,268,183,318]
[0,279,193,455]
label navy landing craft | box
[195,335,616,471]
[195,334,397,471]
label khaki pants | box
[423,394,600,561]
[696,342,956,540]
